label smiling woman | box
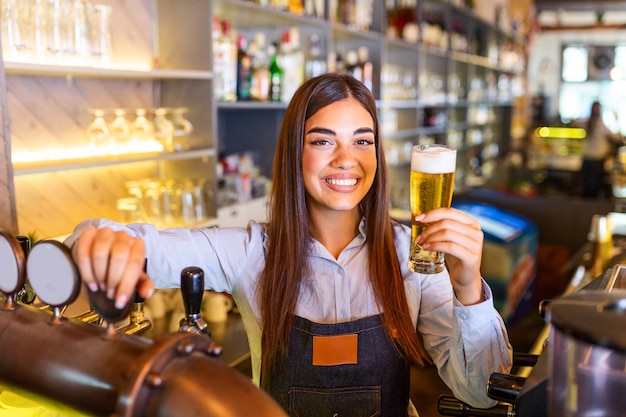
[66,73,512,416]
[301,97,377,235]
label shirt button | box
[340,308,348,317]
[459,313,468,320]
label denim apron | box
[267,314,410,417]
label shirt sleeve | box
[418,273,513,408]
[64,218,267,293]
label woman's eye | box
[311,139,330,146]
[356,138,374,145]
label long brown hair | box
[259,73,429,387]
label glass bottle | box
[250,32,270,102]
[268,42,283,102]
[214,18,237,102]
[305,33,326,80]
[236,34,252,101]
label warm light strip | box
[535,126,587,140]
[12,141,164,165]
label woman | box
[580,101,621,198]
[67,73,512,416]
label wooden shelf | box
[4,61,213,80]
[13,148,216,176]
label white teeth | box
[326,178,357,186]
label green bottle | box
[268,42,283,102]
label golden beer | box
[408,144,456,274]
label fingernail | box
[115,294,128,310]
[145,287,155,299]
[88,282,98,292]
[415,214,425,221]
[107,288,115,299]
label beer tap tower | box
[0,229,286,417]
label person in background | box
[65,73,512,416]
[580,101,622,198]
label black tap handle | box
[487,373,526,403]
[512,352,539,367]
[437,395,514,417]
[181,266,204,317]
[17,236,31,255]
[134,290,144,304]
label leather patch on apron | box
[312,333,358,366]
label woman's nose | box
[331,145,356,169]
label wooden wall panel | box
[15,162,159,239]
[8,75,155,155]
[8,76,157,239]
[0,52,18,234]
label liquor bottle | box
[357,46,373,91]
[268,42,283,102]
[250,32,270,102]
[345,50,361,80]
[305,33,326,80]
[236,35,253,101]
[215,19,238,102]
[279,27,304,103]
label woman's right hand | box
[71,226,155,309]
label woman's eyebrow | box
[305,127,374,135]
[306,127,335,135]
[355,127,375,135]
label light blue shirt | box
[66,218,512,408]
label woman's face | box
[302,97,377,217]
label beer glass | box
[408,144,456,274]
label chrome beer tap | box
[178,267,209,336]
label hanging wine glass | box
[109,108,131,147]
[170,107,194,152]
[132,108,154,144]
[154,107,174,152]
[86,109,112,150]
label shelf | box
[4,61,213,80]
[385,37,421,52]
[331,23,382,42]
[217,101,288,110]
[383,128,422,141]
[215,0,325,28]
[377,100,420,109]
[13,148,216,176]
[450,50,521,75]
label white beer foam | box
[411,146,456,173]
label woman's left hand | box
[414,207,484,305]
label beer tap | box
[25,240,81,325]
[117,291,153,336]
[178,266,209,336]
[0,230,26,311]
[438,396,515,416]
[15,235,36,305]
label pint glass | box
[408,144,456,274]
